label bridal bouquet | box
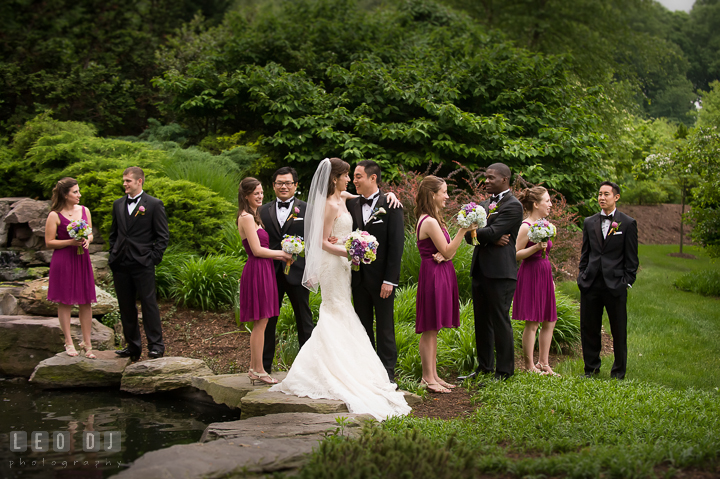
[527,219,556,259]
[281,235,304,274]
[67,219,91,255]
[457,202,487,245]
[344,230,379,271]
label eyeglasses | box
[274,181,297,187]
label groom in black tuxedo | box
[109,167,169,361]
[578,181,638,379]
[461,163,523,381]
[259,167,313,373]
[348,160,404,382]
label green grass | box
[556,245,720,390]
[675,269,720,297]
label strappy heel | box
[420,378,451,394]
[79,342,96,359]
[248,369,278,385]
[539,363,560,377]
[64,343,79,357]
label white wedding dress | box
[269,213,411,421]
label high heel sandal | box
[248,369,278,385]
[437,378,457,389]
[64,343,79,357]
[79,342,96,359]
[539,363,560,377]
[420,378,451,394]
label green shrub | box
[155,250,195,299]
[220,221,248,259]
[12,111,96,157]
[274,290,321,370]
[161,146,242,203]
[510,291,582,354]
[675,270,720,297]
[622,179,680,205]
[170,255,245,311]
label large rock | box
[29,350,131,388]
[121,357,215,394]
[3,198,49,249]
[0,315,115,376]
[0,292,21,315]
[240,388,349,419]
[201,412,373,442]
[35,250,54,264]
[17,278,118,316]
[191,372,288,409]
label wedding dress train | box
[270,213,410,420]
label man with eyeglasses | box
[259,167,313,373]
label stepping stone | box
[121,357,214,394]
[240,388,349,419]
[191,372,288,409]
[201,412,374,442]
[29,351,130,388]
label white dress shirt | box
[127,191,143,215]
[276,197,295,228]
[492,188,511,203]
[601,208,617,239]
[361,191,380,224]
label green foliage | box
[161,146,243,203]
[675,270,720,297]
[622,179,680,205]
[155,250,194,299]
[697,80,720,129]
[170,255,245,310]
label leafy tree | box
[697,81,720,129]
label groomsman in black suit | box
[109,167,169,361]
[259,167,313,373]
[578,181,639,379]
[348,160,404,382]
[460,163,523,381]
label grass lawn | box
[556,244,720,391]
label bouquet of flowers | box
[527,219,556,259]
[281,235,305,274]
[67,219,91,255]
[456,202,487,245]
[344,229,379,271]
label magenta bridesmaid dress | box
[512,220,557,323]
[239,228,279,321]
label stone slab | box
[240,388,349,419]
[121,356,215,394]
[29,350,130,388]
[201,412,373,442]
[191,372,288,409]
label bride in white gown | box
[269,158,411,421]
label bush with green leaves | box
[169,255,245,311]
[675,270,720,297]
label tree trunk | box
[679,185,685,254]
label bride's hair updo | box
[237,177,263,225]
[414,175,447,229]
[326,157,350,197]
[516,186,548,215]
[50,177,78,212]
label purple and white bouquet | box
[281,235,304,274]
[67,219,91,255]
[457,202,487,245]
[527,219,556,259]
[344,229,379,271]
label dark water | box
[0,378,241,479]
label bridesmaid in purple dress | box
[237,177,293,385]
[513,186,559,376]
[45,178,97,359]
[415,176,474,393]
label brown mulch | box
[621,203,694,246]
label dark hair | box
[237,177,263,225]
[272,166,298,184]
[327,158,350,197]
[486,163,512,182]
[50,177,78,212]
[123,166,145,184]
[600,181,621,196]
[414,175,447,229]
[516,186,548,214]
[357,160,382,184]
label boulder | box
[3,198,50,227]
[35,250,54,264]
[190,372,288,409]
[201,412,373,442]
[17,278,118,316]
[29,350,131,388]
[121,357,215,394]
[240,388,349,419]
[0,292,21,315]
[90,252,109,270]
[0,315,115,376]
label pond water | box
[0,377,241,479]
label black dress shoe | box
[115,348,140,361]
[148,350,164,359]
[457,371,479,381]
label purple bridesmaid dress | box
[415,215,460,333]
[512,221,557,323]
[239,228,279,322]
[47,207,97,305]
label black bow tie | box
[127,196,140,205]
[601,214,614,222]
[489,195,500,203]
[360,195,377,206]
[277,201,292,209]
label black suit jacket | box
[259,199,308,286]
[577,210,639,293]
[348,191,404,290]
[108,194,170,267]
[465,194,524,280]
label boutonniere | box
[367,207,386,223]
[608,221,621,235]
[488,201,498,215]
[134,205,145,217]
[286,206,300,222]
